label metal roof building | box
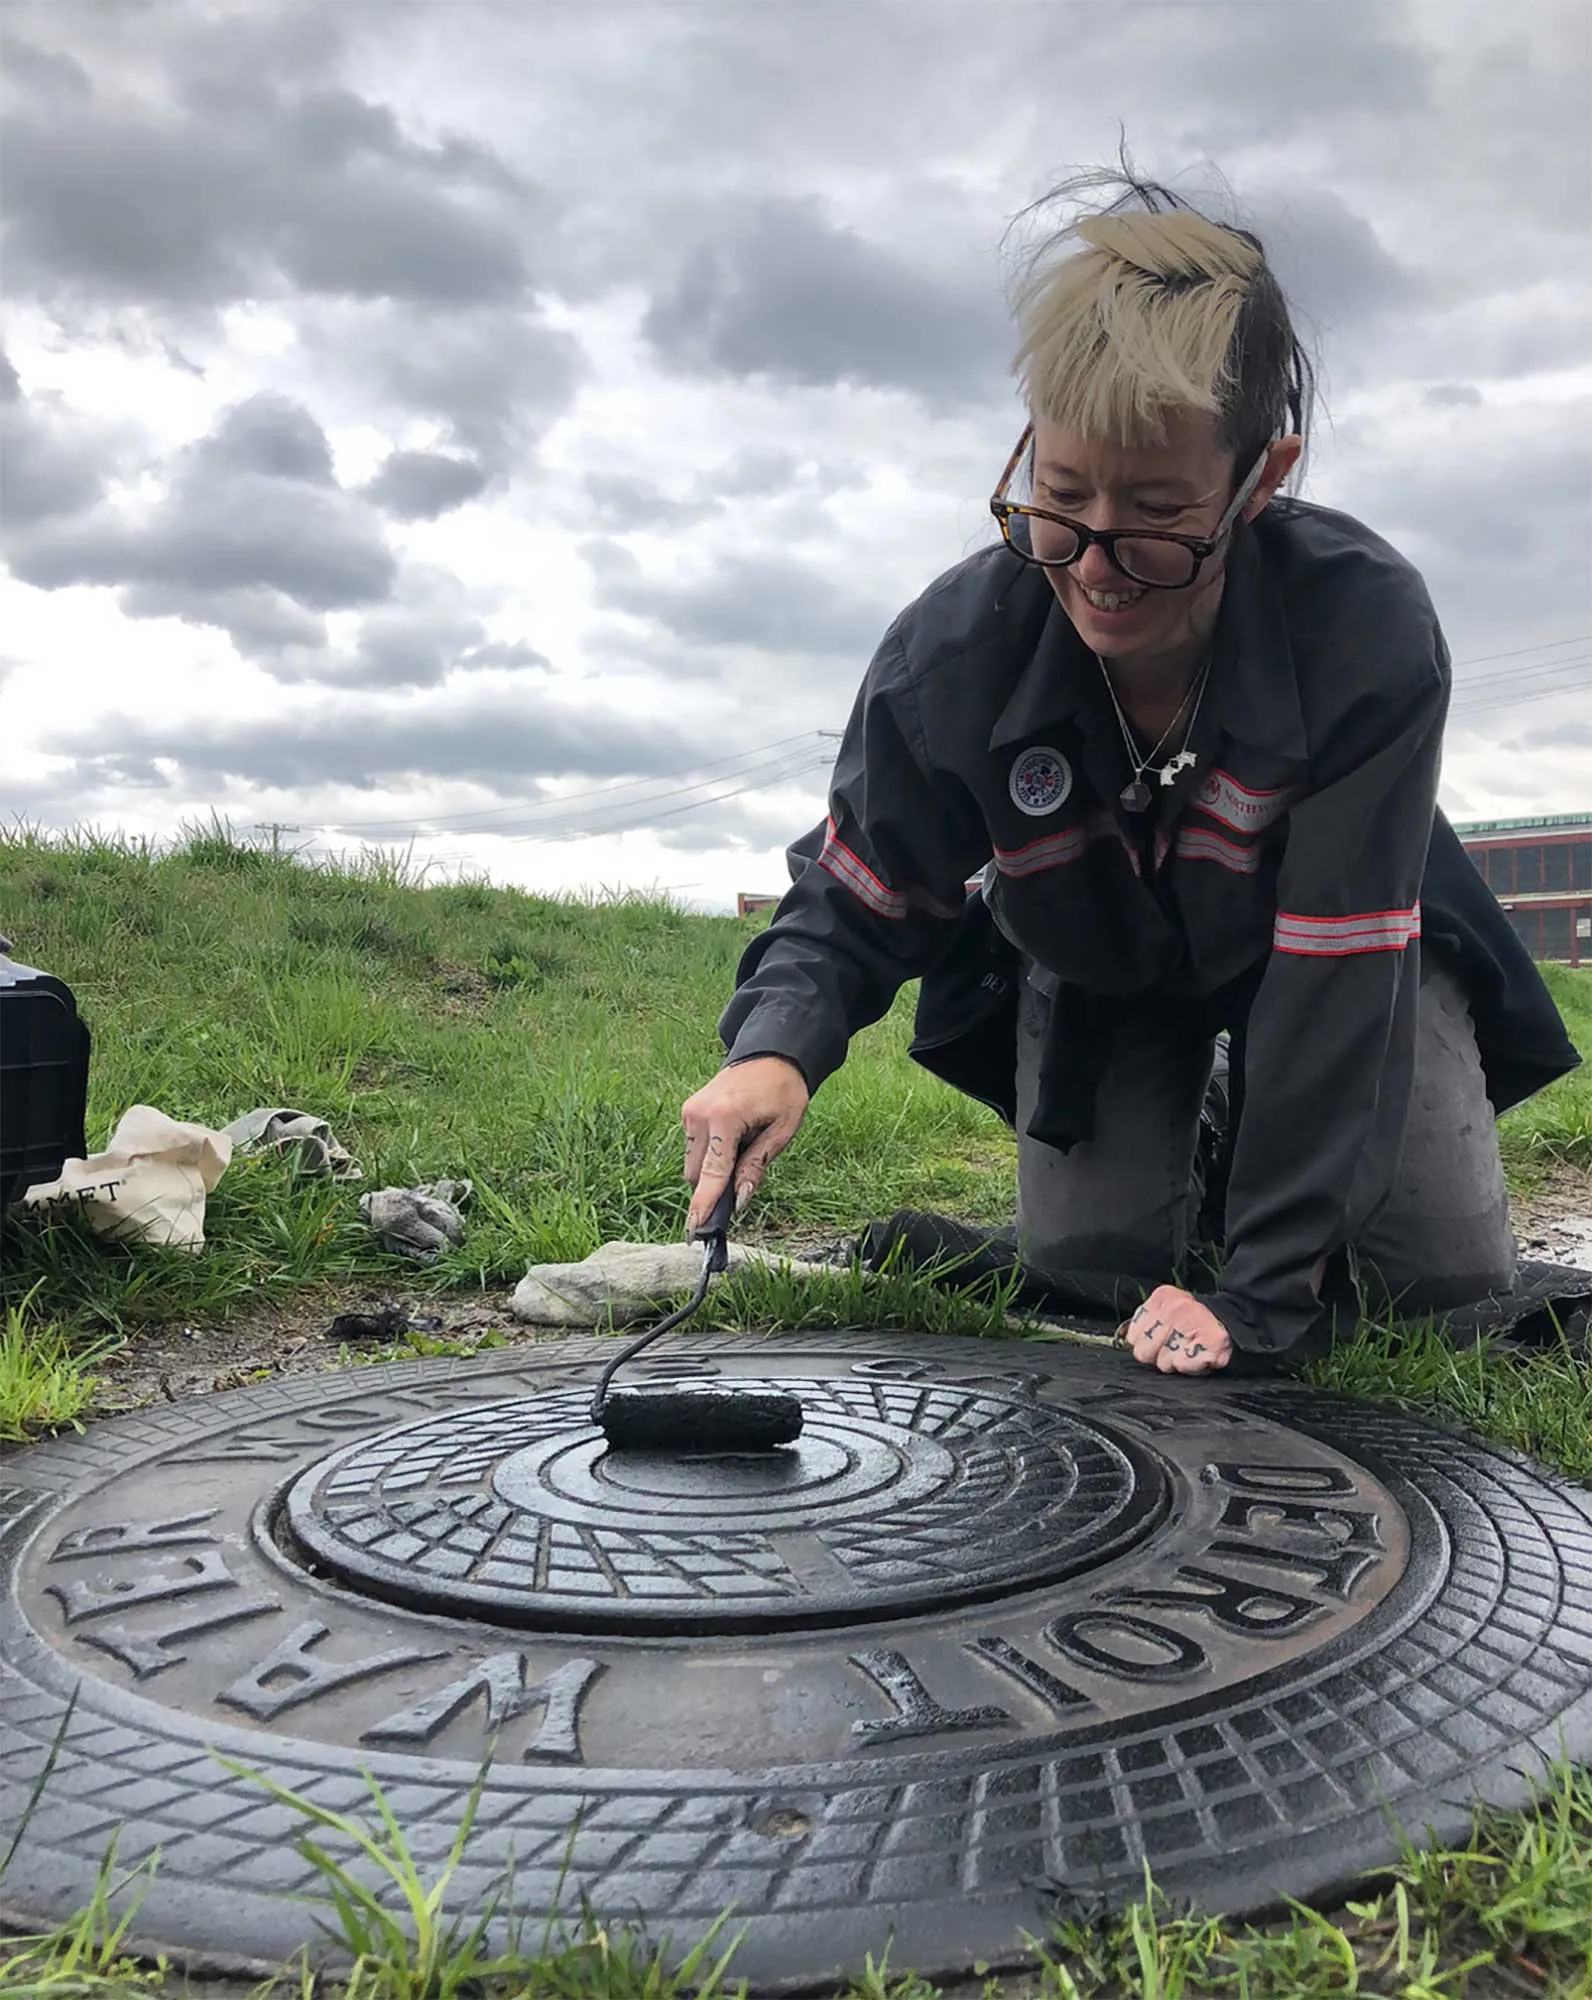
[1455,811,1591,966]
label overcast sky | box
[3,0,1588,909]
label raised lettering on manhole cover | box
[2,1333,1589,1989]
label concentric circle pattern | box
[282,1376,1168,1629]
[2,1333,1589,1989]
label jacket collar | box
[987,517,1309,766]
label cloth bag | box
[22,1104,233,1250]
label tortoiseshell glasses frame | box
[988,423,1270,589]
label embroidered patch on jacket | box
[1009,745,1073,816]
[1192,768,1294,834]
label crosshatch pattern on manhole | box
[2,1333,1590,1989]
[281,1376,1169,1628]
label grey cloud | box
[1512,720,1592,751]
[365,449,489,520]
[5,11,586,462]
[118,583,326,654]
[1344,411,1591,663]
[348,304,585,468]
[1425,384,1484,408]
[714,448,804,498]
[0,34,93,103]
[14,472,393,609]
[191,392,335,484]
[581,451,868,535]
[1246,187,1420,332]
[1155,2,1434,148]
[0,350,112,527]
[585,474,719,531]
[48,693,696,793]
[256,565,551,689]
[5,391,396,655]
[644,196,1009,407]
[458,640,549,673]
[596,551,894,659]
[700,446,870,502]
[579,539,644,583]
[344,608,485,689]
[2,50,541,311]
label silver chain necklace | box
[1096,652,1211,813]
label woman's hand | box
[1120,1285,1234,1373]
[681,1057,810,1233]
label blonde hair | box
[1010,175,1311,466]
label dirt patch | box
[89,1279,541,1416]
[1512,1159,1592,1266]
[428,956,491,1015]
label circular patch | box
[1009,745,1073,815]
[2,1333,1589,1991]
[281,1379,1167,1631]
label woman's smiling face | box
[1030,408,1298,670]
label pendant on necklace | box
[1160,749,1199,787]
[1120,778,1153,813]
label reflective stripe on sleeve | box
[1272,904,1421,956]
[817,819,963,921]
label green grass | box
[0,826,1012,1345]
[0,1291,110,1442]
[1501,962,1592,1174]
[0,822,1588,1999]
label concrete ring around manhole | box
[2,1331,1589,1990]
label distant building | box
[736,893,780,918]
[1455,812,1591,966]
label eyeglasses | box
[989,424,1270,589]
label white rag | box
[509,1239,811,1326]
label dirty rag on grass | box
[510,1240,819,1327]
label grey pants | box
[1016,954,1517,1313]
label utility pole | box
[254,822,300,857]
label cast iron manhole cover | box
[283,1378,1169,1631]
[3,1332,1590,1988]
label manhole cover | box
[282,1378,1169,1630]
[2,1333,1589,1989]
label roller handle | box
[588,1164,738,1423]
[691,1177,736,1274]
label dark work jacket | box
[719,501,1581,1357]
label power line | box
[540,752,832,840]
[1453,654,1592,694]
[321,743,832,848]
[324,731,829,834]
[520,757,834,845]
[1452,655,1591,700]
[1449,633,1589,669]
[1451,668,1592,718]
[441,746,831,843]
